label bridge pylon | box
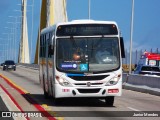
[34,0,68,64]
[18,0,30,63]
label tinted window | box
[141,66,160,72]
[5,61,15,65]
[152,67,160,71]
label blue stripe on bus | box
[66,73,84,77]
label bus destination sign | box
[56,24,118,36]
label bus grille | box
[74,83,103,86]
[77,88,101,93]
[68,75,109,81]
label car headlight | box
[56,76,72,87]
[4,65,6,66]
[106,74,121,86]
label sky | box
[0,0,160,63]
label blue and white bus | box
[39,20,125,106]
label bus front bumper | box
[54,83,122,98]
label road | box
[0,65,160,120]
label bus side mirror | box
[120,37,125,58]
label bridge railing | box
[17,63,39,70]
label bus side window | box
[48,45,54,56]
[42,35,45,58]
[44,35,46,57]
[48,33,54,57]
[40,35,42,57]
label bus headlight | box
[106,74,121,86]
[56,76,72,87]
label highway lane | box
[0,66,160,120]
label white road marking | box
[127,107,141,111]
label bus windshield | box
[56,37,120,73]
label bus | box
[39,20,125,106]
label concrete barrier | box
[128,75,160,89]
[122,73,160,96]
[123,74,160,89]
[17,63,39,70]
[122,73,128,83]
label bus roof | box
[41,19,118,35]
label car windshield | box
[141,66,160,72]
[56,37,120,73]
[5,61,15,65]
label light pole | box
[30,0,34,63]
[129,0,135,74]
[37,0,42,64]
[88,0,91,19]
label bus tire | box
[105,96,114,106]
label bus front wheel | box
[105,96,114,106]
